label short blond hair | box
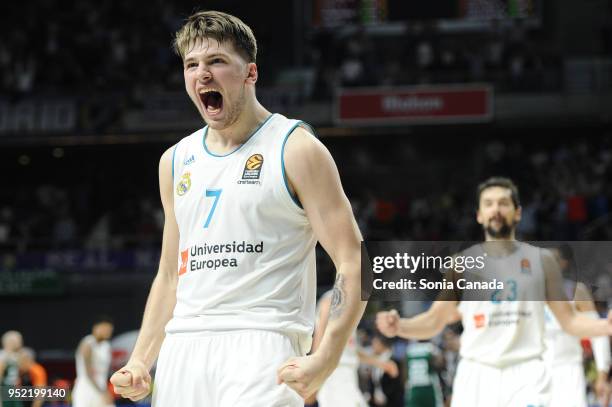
[173,10,257,62]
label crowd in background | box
[0,1,187,96]
[309,19,565,100]
[1,2,612,406]
[1,134,612,260]
[2,1,611,100]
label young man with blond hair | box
[110,10,366,406]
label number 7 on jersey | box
[204,189,222,228]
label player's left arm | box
[314,293,398,378]
[303,293,331,405]
[544,249,612,338]
[276,126,367,399]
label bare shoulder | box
[284,125,337,180]
[159,145,177,173]
[284,125,328,161]
[158,144,178,210]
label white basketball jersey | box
[75,335,111,389]
[458,242,546,367]
[166,113,317,353]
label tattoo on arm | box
[329,273,346,320]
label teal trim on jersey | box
[298,121,318,139]
[281,121,317,209]
[171,144,177,180]
[202,114,275,158]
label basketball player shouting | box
[110,11,366,406]
[377,177,612,407]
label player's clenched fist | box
[376,309,400,338]
[110,361,151,401]
[276,354,333,399]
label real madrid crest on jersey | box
[176,172,192,196]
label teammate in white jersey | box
[110,10,366,406]
[376,177,612,407]
[544,246,611,407]
[73,316,114,407]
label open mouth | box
[199,90,223,115]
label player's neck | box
[484,231,516,242]
[206,100,271,150]
[483,233,518,256]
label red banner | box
[336,85,493,125]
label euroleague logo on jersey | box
[520,258,531,274]
[238,154,263,185]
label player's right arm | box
[110,146,179,401]
[376,300,459,340]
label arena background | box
[1,0,611,405]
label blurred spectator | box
[0,330,24,395]
[18,348,47,407]
[440,328,461,406]
[366,333,403,407]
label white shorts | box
[549,363,587,407]
[451,358,551,407]
[317,364,368,407]
[72,377,114,407]
[152,330,304,407]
